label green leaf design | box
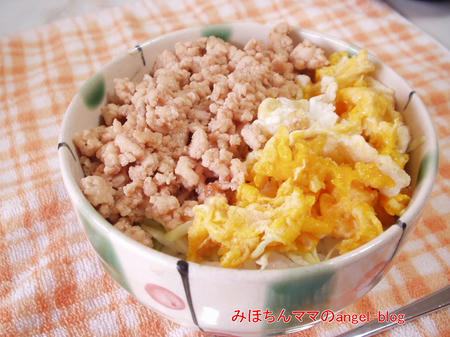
[264,267,335,331]
[347,45,360,58]
[80,72,106,109]
[201,24,232,41]
[417,150,439,186]
[79,213,133,295]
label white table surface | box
[1,0,449,49]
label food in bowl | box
[73,23,411,270]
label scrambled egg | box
[188,50,411,268]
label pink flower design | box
[145,283,186,310]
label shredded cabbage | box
[165,221,192,242]
[142,223,188,255]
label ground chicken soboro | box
[74,23,329,247]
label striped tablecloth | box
[0,0,449,336]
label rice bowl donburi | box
[73,23,412,270]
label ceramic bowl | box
[58,22,438,336]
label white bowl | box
[58,22,438,336]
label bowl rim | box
[58,21,439,278]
